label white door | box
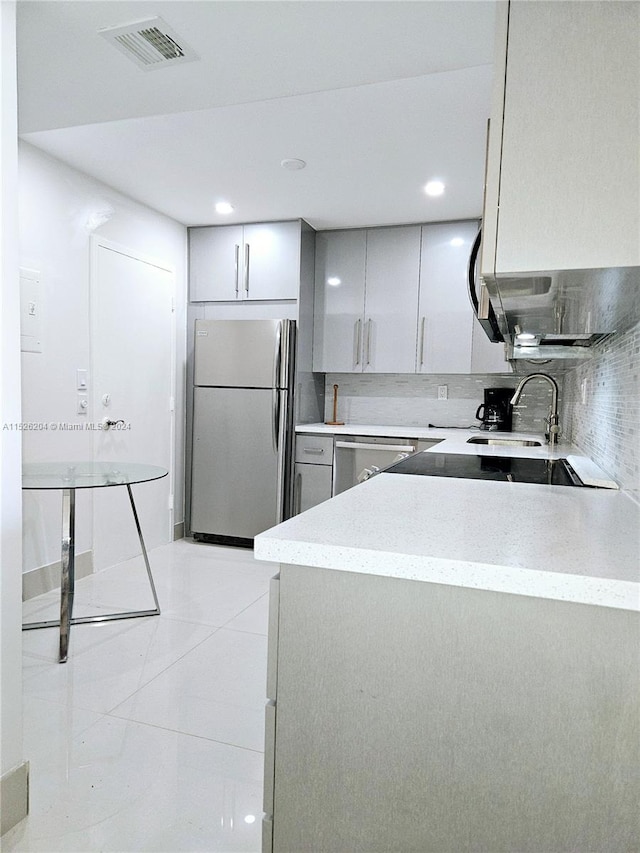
[91,238,174,571]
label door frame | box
[89,235,176,542]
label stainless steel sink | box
[467,437,542,447]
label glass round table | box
[22,461,168,663]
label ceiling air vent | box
[99,17,199,71]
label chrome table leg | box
[23,483,160,661]
[59,488,75,663]
[126,484,161,615]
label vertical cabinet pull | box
[244,243,250,294]
[234,244,240,297]
[419,316,426,366]
[365,318,372,365]
[295,472,302,515]
[354,319,362,365]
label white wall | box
[18,142,187,574]
[1,0,25,795]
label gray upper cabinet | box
[313,229,366,372]
[364,227,421,373]
[482,1,640,278]
[189,220,302,302]
[313,226,420,373]
[315,221,508,375]
[417,222,476,374]
[418,221,510,374]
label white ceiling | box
[17,1,497,229]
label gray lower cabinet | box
[265,564,639,852]
[293,434,334,514]
[294,463,333,514]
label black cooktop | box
[383,452,584,487]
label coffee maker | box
[475,387,514,431]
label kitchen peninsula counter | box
[257,438,640,852]
[257,438,639,611]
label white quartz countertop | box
[257,427,640,611]
[296,422,575,460]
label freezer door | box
[194,319,291,388]
[191,387,287,539]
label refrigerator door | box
[191,386,289,539]
[194,318,291,389]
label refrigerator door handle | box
[234,244,240,297]
[273,321,283,390]
[272,388,280,454]
[274,390,287,522]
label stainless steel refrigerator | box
[190,318,295,545]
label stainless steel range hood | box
[482,266,640,361]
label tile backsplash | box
[561,319,640,497]
[323,373,563,436]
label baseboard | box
[22,550,93,601]
[1,761,29,836]
[173,522,185,541]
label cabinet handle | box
[365,318,372,365]
[234,244,240,297]
[303,447,325,455]
[355,319,362,365]
[419,316,426,365]
[244,243,250,294]
[295,472,302,515]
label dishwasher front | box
[332,435,441,496]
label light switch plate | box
[77,394,88,415]
[77,369,88,390]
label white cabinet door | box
[242,221,301,301]
[417,222,476,374]
[189,225,243,302]
[483,1,640,276]
[313,230,366,372]
[189,221,301,302]
[364,226,420,373]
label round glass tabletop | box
[22,461,168,490]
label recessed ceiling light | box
[424,180,445,197]
[450,237,464,247]
[215,201,234,215]
[281,158,306,171]
[327,277,341,287]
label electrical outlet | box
[437,385,448,400]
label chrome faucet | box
[510,373,560,446]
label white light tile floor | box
[4,539,274,852]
